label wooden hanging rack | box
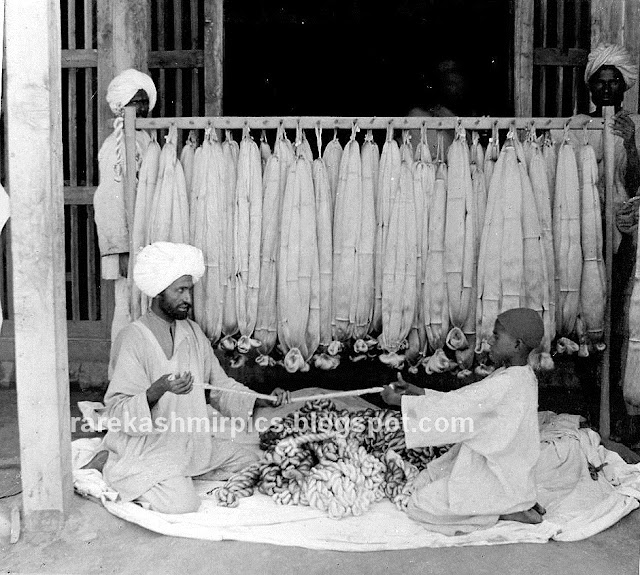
[123,108,617,439]
[133,114,605,131]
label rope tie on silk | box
[113,115,125,182]
[207,400,451,518]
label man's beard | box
[158,296,190,320]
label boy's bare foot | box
[500,503,546,524]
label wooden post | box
[5,0,72,530]
[124,105,137,249]
[204,0,224,116]
[514,0,534,117]
[600,105,616,440]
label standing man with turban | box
[381,308,545,534]
[94,69,158,342]
[584,44,640,228]
[581,45,640,447]
[92,242,288,514]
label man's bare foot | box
[80,450,108,472]
[500,503,546,524]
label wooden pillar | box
[514,0,535,117]
[591,0,640,113]
[97,0,150,146]
[204,0,224,115]
[5,0,72,530]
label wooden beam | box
[204,0,224,115]
[135,115,606,131]
[63,186,97,205]
[5,0,72,531]
[62,48,97,68]
[63,48,207,72]
[533,48,588,67]
[149,50,204,69]
[514,0,534,117]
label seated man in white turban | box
[93,68,158,342]
[92,242,288,514]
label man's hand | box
[255,387,290,408]
[616,197,640,235]
[381,373,425,406]
[613,110,637,147]
[165,372,194,394]
[146,372,193,409]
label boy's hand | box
[255,387,290,408]
[381,373,425,406]
[394,373,426,396]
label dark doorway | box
[224,0,513,118]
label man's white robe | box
[401,365,540,534]
[101,315,258,502]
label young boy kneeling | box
[381,307,546,535]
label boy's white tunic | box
[401,365,540,534]
[101,315,257,502]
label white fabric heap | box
[134,241,205,298]
[584,43,638,89]
[106,68,157,114]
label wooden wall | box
[0,0,223,377]
[515,0,640,116]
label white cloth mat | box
[73,397,640,550]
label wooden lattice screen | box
[0,0,219,366]
[533,0,592,117]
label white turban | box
[584,43,638,90]
[106,68,157,115]
[134,242,205,298]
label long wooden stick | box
[600,105,615,440]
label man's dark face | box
[157,275,193,321]
[589,66,626,108]
[127,89,150,118]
